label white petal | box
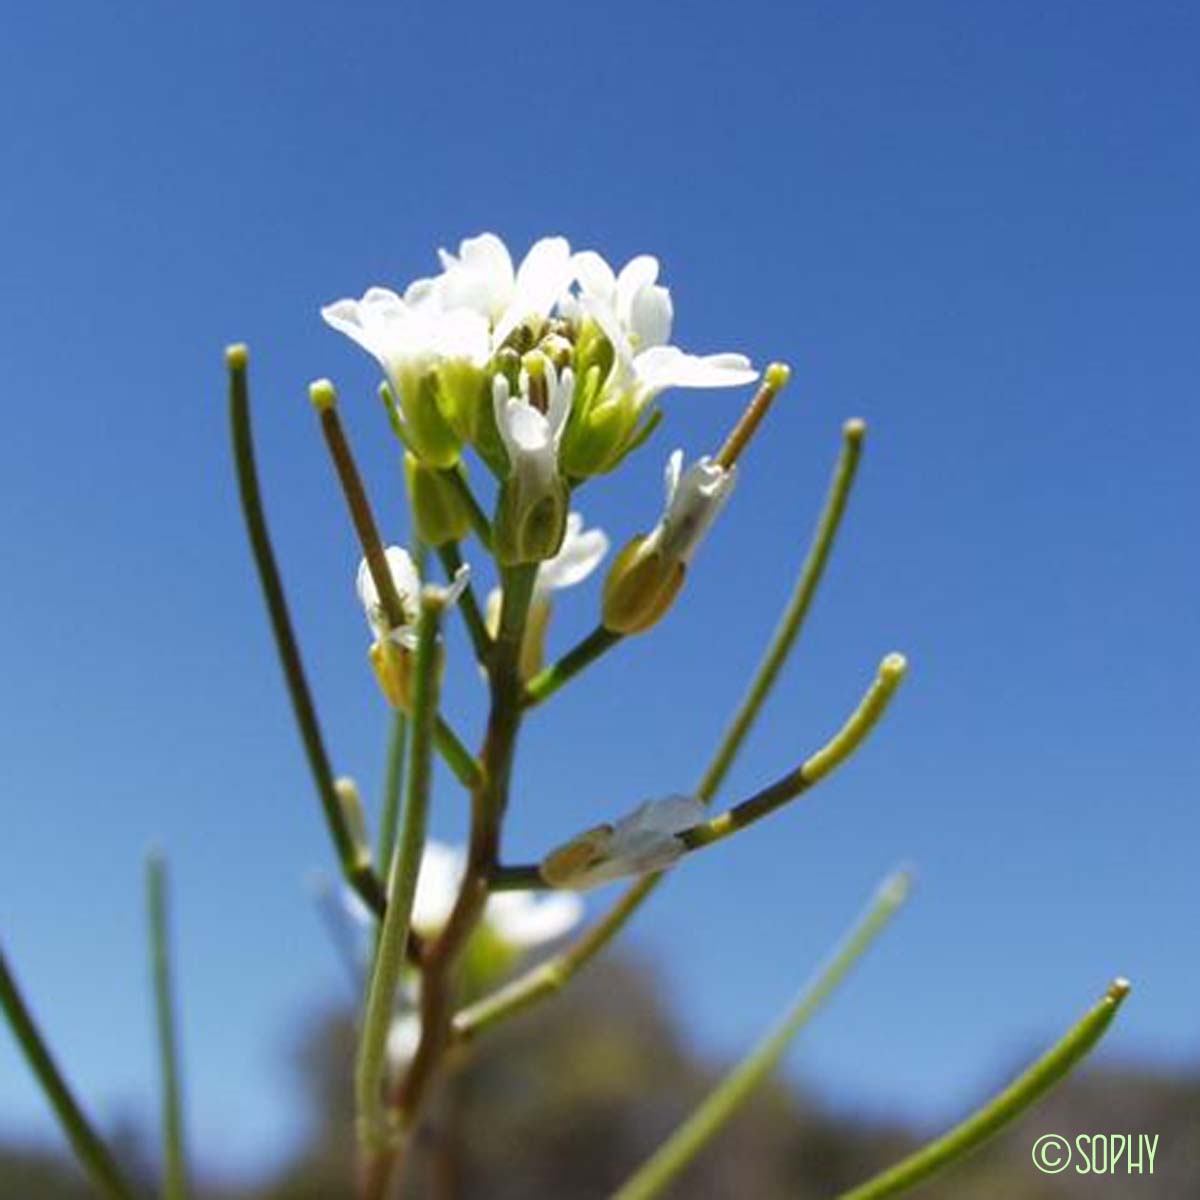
[660,457,738,564]
[536,512,609,592]
[492,375,517,459]
[437,232,515,321]
[615,255,660,324]
[572,250,617,301]
[507,400,553,454]
[440,563,472,608]
[358,547,421,637]
[433,308,491,365]
[546,365,574,446]
[629,284,673,349]
[412,841,465,933]
[387,1014,422,1068]
[663,449,684,506]
[617,794,706,838]
[494,236,572,348]
[384,546,421,606]
[402,276,440,309]
[634,347,758,393]
[485,890,585,947]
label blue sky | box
[1,0,1197,1182]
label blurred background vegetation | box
[2,952,1192,1199]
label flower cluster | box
[323,233,757,566]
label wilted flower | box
[602,450,737,634]
[357,546,423,647]
[540,794,707,890]
[357,549,469,708]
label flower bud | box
[561,369,643,478]
[357,548,468,710]
[397,369,462,469]
[368,638,417,711]
[403,453,472,546]
[601,535,686,635]
[602,451,736,634]
[334,777,372,871]
[435,360,489,442]
[491,356,573,566]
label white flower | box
[357,546,422,646]
[652,449,738,566]
[492,359,574,490]
[412,840,585,947]
[541,795,707,890]
[356,548,469,649]
[437,232,574,352]
[533,512,609,598]
[571,250,757,408]
[387,1012,422,1070]
[321,283,491,387]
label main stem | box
[368,563,538,1195]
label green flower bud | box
[493,476,569,566]
[491,355,573,566]
[601,534,687,634]
[435,360,489,442]
[561,385,642,478]
[403,453,472,547]
[397,370,462,469]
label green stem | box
[455,423,869,1033]
[227,346,386,917]
[146,854,189,1200]
[488,863,544,891]
[435,718,484,790]
[391,564,537,1136]
[523,625,622,708]
[838,979,1132,1200]
[377,710,408,877]
[441,465,493,552]
[680,654,907,851]
[698,418,865,802]
[453,872,661,1041]
[357,593,444,1148]
[612,871,911,1200]
[0,944,135,1200]
[489,653,907,891]
[437,541,492,665]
